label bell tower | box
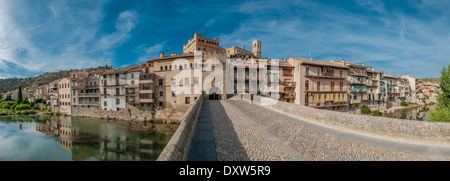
[252,40,261,58]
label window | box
[340,82,343,91]
[160,66,163,70]
[194,77,199,85]
[340,71,343,77]
[116,74,119,78]
[160,91,163,97]
[165,65,168,70]
[131,81,134,85]
[131,74,134,79]
[185,97,191,104]
[116,88,120,95]
[317,81,320,91]
[185,78,190,86]
[116,99,120,104]
[331,82,335,91]
[172,91,176,97]
[171,78,176,85]
[159,101,163,107]
[159,79,163,86]
[305,80,309,91]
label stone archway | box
[207,87,221,100]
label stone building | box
[100,65,140,111]
[69,71,89,107]
[225,40,261,59]
[57,78,72,115]
[330,60,369,110]
[183,33,225,54]
[279,60,295,103]
[381,74,401,108]
[401,75,418,103]
[139,61,155,111]
[366,68,384,109]
[289,57,350,111]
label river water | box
[383,104,437,121]
[0,115,178,161]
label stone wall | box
[236,94,450,144]
[70,104,185,122]
[157,94,204,161]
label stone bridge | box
[158,95,450,161]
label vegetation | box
[425,95,430,99]
[0,94,43,115]
[0,65,111,93]
[360,105,371,115]
[418,77,440,84]
[428,64,450,122]
[372,110,382,116]
[17,86,23,103]
[400,101,409,107]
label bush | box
[400,101,409,107]
[422,100,426,104]
[372,110,382,116]
[360,106,371,115]
[21,98,29,104]
[17,110,36,115]
[14,104,32,111]
[425,95,430,99]
[428,107,450,122]
[34,98,46,104]
[0,101,16,109]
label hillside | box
[418,77,440,84]
[0,66,111,93]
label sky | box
[0,0,449,79]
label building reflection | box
[35,116,175,161]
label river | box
[383,104,437,121]
[0,115,178,161]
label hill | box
[0,66,111,93]
[418,77,440,84]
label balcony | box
[125,84,139,88]
[281,82,296,87]
[78,101,99,105]
[140,99,154,103]
[350,99,361,104]
[127,98,138,103]
[85,85,99,89]
[126,91,138,95]
[283,92,296,98]
[71,86,77,90]
[348,80,366,85]
[78,93,100,97]
[305,74,345,79]
[283,73,293,77]
[349,71,367,77]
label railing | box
[283,73,293,76]
[78,93,100,97]
[281,82,296,87]
[348,80,366,84]
[283,92,296,98]
[126,92,138,95]
[85,85,99,89]
[323,71,334,77]
[78,101,99,105]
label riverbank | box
[383,102,436,115]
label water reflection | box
[0,116,178,161]
[384,105,436,121]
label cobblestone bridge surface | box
[208,100,450,161]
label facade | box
[139,61,155,111]
[289,57,350,111]
[58,78,72,115]
[401,75,418,103]
[100,65,140,111]
[71,70,102,108]
[279,60,295,103]
[125,67,141,107]
[366,68,384,108]
[381,74,401,108]
[70,71,89,107]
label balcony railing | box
[283,73,293,76]
[78,93,100,97]
[281,82,296,87]
[283,92,296,98]
[78,101,99,105]
[85,85,99,89]
[348,80,366,85]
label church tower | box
[252,40,261,58]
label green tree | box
[21,97,29,104]
[437,65,450,108]
[0,93,2,100]
[17,86,23,103]
[5,94,11,101]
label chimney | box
[160,52,164,58]
[342,59,346,66]
[243,44,245,50]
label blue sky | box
[0,0,449,79]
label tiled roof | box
[289,57,350,69]
[102,65,140,75]
[147,53,195,62]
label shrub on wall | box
[372,110,382,116]
[400,101,409,107]
[360,106,371,115]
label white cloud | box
[136,42,165,62]
[0,0,138,78]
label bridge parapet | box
[157,94,204,161]
[232,94,450,145]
